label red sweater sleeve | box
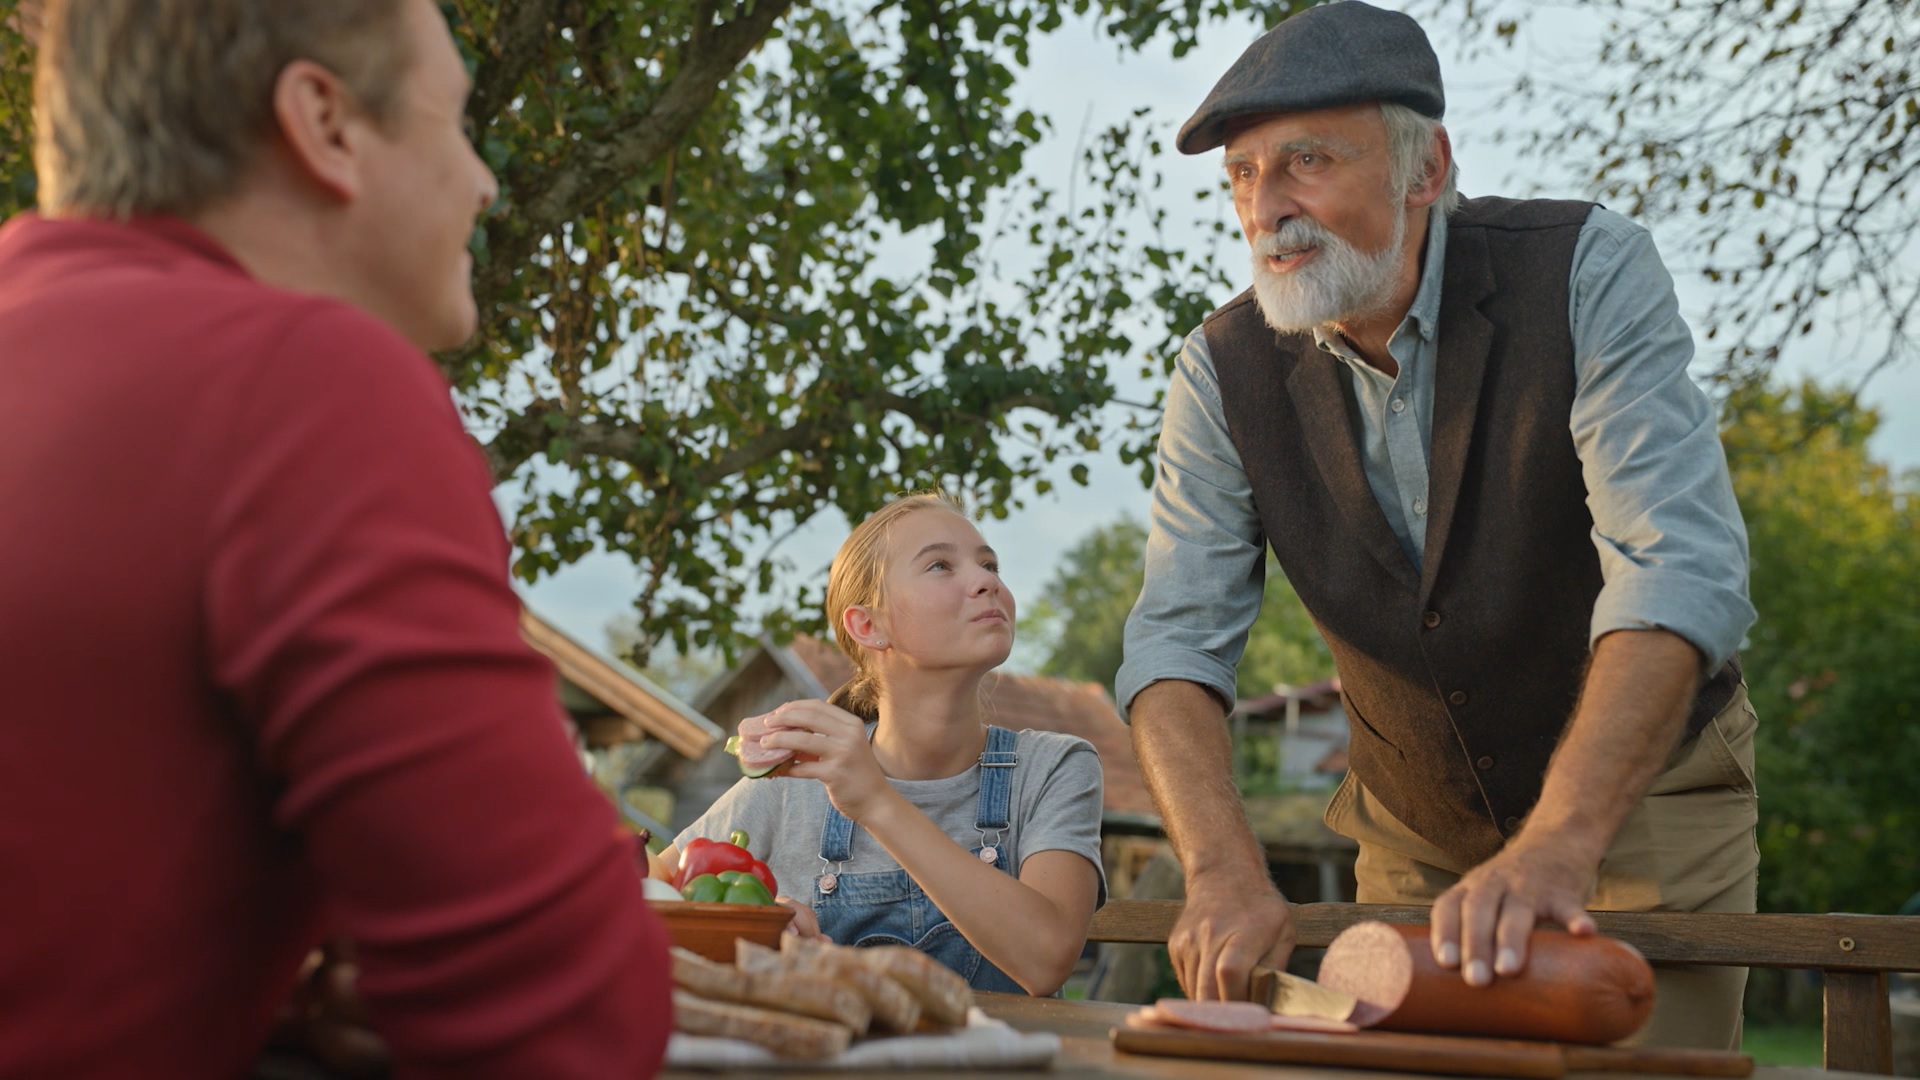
[201,304,671,1077]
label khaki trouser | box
[1323,685,1761,1051]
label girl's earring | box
[875,640,889,648]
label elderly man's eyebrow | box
[1281,134,1367,156]
[1226,134,1368,168]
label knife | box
[1250,965,1362,1022]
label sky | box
[514,2,1920,669]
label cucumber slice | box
[723,733,786,778]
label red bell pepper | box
[674,828,777,897]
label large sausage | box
[1316,921,1654,1045]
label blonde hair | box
[823,492,968,722]
[33,0,411,219]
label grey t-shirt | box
[676,728,1107,908]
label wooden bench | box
[1088,900,1920,1074]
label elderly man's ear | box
[1406,126,1454,210]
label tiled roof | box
[784,635,1156,817]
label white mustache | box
[1252,219,1335,258]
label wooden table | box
[661,992,1869,1079]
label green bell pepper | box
[716,870,775,906]
[680,873,729,903]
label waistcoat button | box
[1423,610,1442,629]
[1503,816,1521,832]
[1448,690,1469,706]
[1476,755,1494,770]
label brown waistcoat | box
[1204,196,1741,866]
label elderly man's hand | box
[1169,875,1295,1001]
[1428,837,1599,987]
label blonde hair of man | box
[33,0,410,219]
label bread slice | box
[672,990,851,1059]
[670,944,872,1034]
[854,945,972,1027]
[671,946,748,1000]
[748,939,922,1032]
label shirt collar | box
[1,212,251,277]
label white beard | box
[1249,204,1408,333]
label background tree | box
[1022,517,1333,698]
[1723,381,1920,916]
[1425,0,1919,392]
[0,0,1301,660]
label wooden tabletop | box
[659,992,1866,1079]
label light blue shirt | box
[1116,205,1756,714]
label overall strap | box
[975,726,1018,831]
[818,801,857,864]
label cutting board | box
[1111,1025,1754,1078]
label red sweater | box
[0,215,672,1078]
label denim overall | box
[811,725,1024,992]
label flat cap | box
[1177,1,1444,155]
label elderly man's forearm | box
[1131,680,1271,883]
[1522,628,1701,862]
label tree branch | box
[476,0,800,304]
[465,0,565,136]
[483,383,1070,484]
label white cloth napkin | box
[665,1006,1062,1071]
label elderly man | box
[0,2,671,1076]
[1118,1,1758,1049]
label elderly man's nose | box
[1252,184,1299,235]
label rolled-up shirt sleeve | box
[1116,327,1269,717]
[1569,207,1757,670]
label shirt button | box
[1448,690,1469,706]
[1504,816,1522,832]
[1391,398,1406,413]
[1413,498,1427,516]
[1422,610,1442,629]
[1476,755,1495,770]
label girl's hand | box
[775,896,825,940]
[757,700,896,823]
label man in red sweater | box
[0,2,673,1076]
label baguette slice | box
[855,944,971,1027]
[671,945,748,1000]
[748,939,922,1032]
[673,944,872,1034]
[672,990,851,1059]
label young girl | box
[663,493,1106,995]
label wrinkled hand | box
[776,895,825,940]
[1430,836,1598,986]
[267,940,388,1077]
[1169,877,1295,1001]
[756,700,894,822]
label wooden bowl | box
[651,900,794,962]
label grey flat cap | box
[1177,1,1444,155]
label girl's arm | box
[760,701,1101,994]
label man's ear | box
[1406,124,1453,210]
[272,59,365,203]
[841,606,887,651]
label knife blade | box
[1250,965,1361,1022]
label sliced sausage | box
[1148,998,1276,1034]
[1317,921,1654,1045]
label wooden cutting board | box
[1111,1026,1754,1078]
